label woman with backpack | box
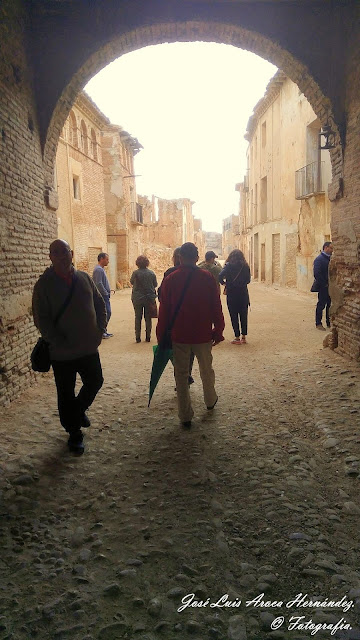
[219,249,251,344]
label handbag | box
[31,274,77,372]
[159,268,195,350]
[147,299,158,319]
[31,337,51,372]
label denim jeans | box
[227,296,248,337]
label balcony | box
[130,202,143,224]
[295,161,325,200]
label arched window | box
[69,110,78,147]
[90,128,97,161]
[80,120,88,155]
[60,120,68,140]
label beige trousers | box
[172,341,218,422]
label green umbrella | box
[148,344,173,406]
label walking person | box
[32,239,107,455]
[219,249,251,345]
[312,241,333,330]
[158,247,195,387]
[157,242,224,427]
[130,255,158,343]
[93,252,113,338]
[198,250,223,290]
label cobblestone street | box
[1,283,360,640]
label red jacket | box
[156,266,225,344]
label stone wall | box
[0,0,56,405]
[329,13,360,361]
[205,232,222,259]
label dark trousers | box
[316,287,331,326]
[52,353,103,434]
[133,302,152,340]
[227,297,248,337]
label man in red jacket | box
[157,242,224,427]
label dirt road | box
[0,283,359,640]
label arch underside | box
[44,21,338,180]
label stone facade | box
[226,72,332,293]
[55,95,206,287]
[134,196,206,278]
[204,232,223,260]
[55,93,109,274]
[1,0,360,405]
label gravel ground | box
[0,282,359,640]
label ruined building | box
[226,72,332,293]
[1,1,359,404]
[55,93,205,288]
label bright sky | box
[85,42,277,233]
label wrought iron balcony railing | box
[295,161,325,200]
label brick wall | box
[1,2,359,408]
[329,12,360,361]
[0,0,57,405]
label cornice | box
[245,70,287,142]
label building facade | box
[55,93,109,274]
[55,93,206,288]
[234,72,332,292]
[101,123,143,288]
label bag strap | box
[54,274,77,327]
[231,264,244,285]
[168,267,196,330]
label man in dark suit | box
[313,241,333,330]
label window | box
[69,110,78,148]
[73,175,80,200]
[261,121,267,148]
[90,129,97,161]
[260,176,267,222]
[80,120,88,155]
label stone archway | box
[43,21,342,190]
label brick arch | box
[43,21,342,187]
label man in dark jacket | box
[32,239,107,454]
[157,242,224,427]
[313,241,333,330]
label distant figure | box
[312,241,333,330]
[198,251,223,289]
[219,249,251,345]
[130,255,157,343]
[157,242,224,428]
[158,246,195,387]
[32,239,106,455]
[93,252,113,338]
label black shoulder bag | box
[31,275,77,372]
[160,268,196,350]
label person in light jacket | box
[130,255,157,343]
